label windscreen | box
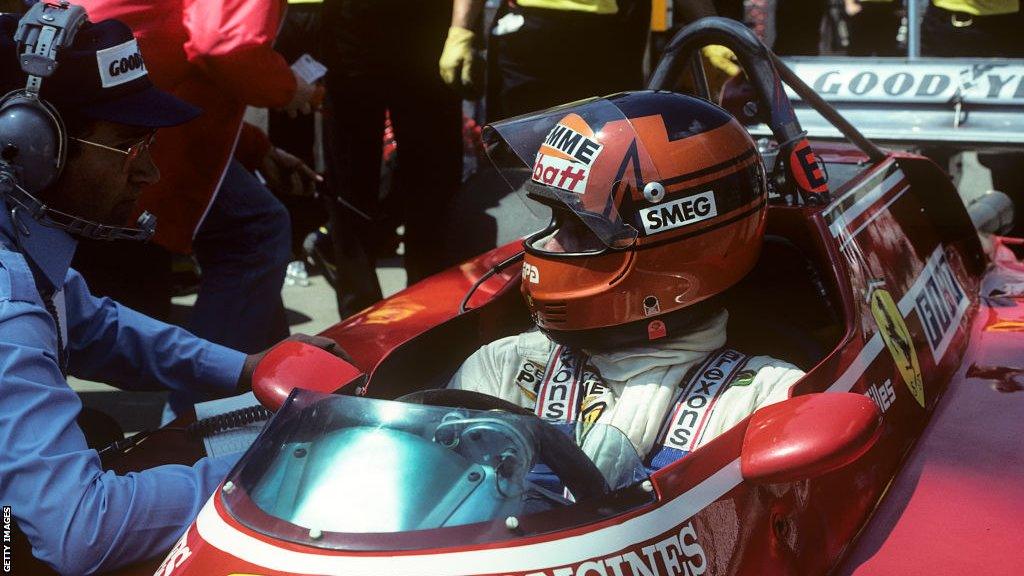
[222,390,654,551]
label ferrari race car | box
[106,17,1023,576]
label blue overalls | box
[0,201,246,575]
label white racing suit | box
[448,310,805,484]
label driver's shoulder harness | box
[530,344,753,471]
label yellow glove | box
[702,44,740,78]
[439,26,476,89]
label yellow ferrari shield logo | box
[870,286,925,408]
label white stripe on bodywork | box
[828,245,952,394]
[197,460,743,575]
[828,168,906,244]
[824,159,895,221]
[837,185,909,251]
[827,334,885,394]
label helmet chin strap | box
[0,1,156,242]
[0,172,156,241]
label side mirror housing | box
[252,340,366,411]
[741,392,882,484]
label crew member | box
[921,0,1024,234]
[0,12,336,574]
[268,0,327,257]
[78,0,323,420]
[923,0,1022,57]
[442,0,668,120]
[72,0,318,331]
[450,92,804,476]
[319,0,463,316]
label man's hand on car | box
[236,334,351,394]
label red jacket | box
[78,0,295,253]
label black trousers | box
[847,2,901,57]
[921,5,1024,58]
[323,72,462,316]
[267,3,326,257]
[487,5,648,121]
[772,0,826,56]
[269,2,323,166]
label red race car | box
[114,18,1024,576]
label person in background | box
[267,0,328,258]
[923,0,1021,57]
[772,0,827,55]
[921,0,1024,234]
[319,0,463,317]
[76,0,321,419]
[844,0,901,57]
[442,0,663,121]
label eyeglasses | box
[70,132,157,172]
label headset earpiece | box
[0,1,83,196]
[0,89,67,194]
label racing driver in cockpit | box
[449,91,804,478]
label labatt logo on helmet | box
[532,114,604,194]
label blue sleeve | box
[63,268,245,395]
[0,288,242,574]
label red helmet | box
[484,91,767,349]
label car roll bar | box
[648,17,886,165]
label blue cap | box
[4,15,201,128]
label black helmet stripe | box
[625,155,764,239]
[661,147,758,188]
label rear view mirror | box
[741,393,882,484]
[252,340,366,411]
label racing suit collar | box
[585,309,729,382]
[0,197,76,292]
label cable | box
[97,429,154,457]
[186,405,274,440]
[459,250,525,313]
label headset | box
[0,0,155,241]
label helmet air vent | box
[542,302,567,323]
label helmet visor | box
[483,98,665,249]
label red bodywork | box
[137,143,1024,576]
